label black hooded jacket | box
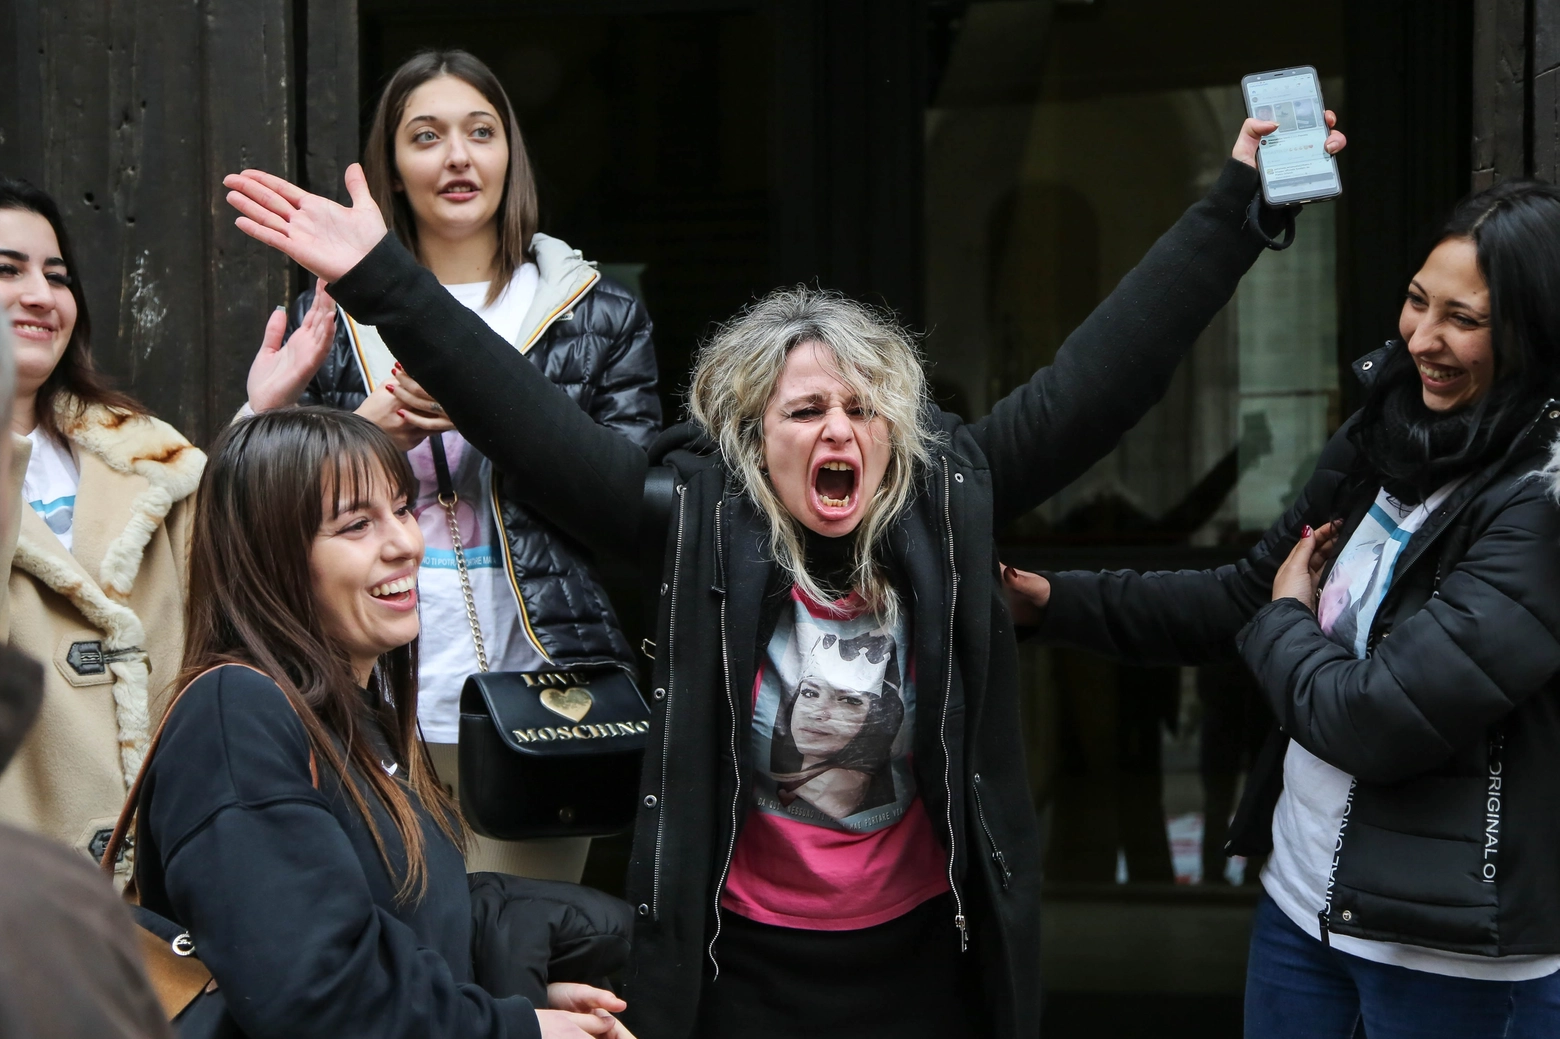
[1040,345,1560,956]
[326,158,1286,1036]
[292,253,660,669]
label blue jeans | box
[1245,892,1560,1039]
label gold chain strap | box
[438,491,490,673]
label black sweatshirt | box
[134,665,540,1039]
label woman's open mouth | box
[813,460,857,511]
[369,574,418,610]
[439,180,480,201]
[1417,359,1467,389]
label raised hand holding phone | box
[1233,107,1345,170]
[1241,66,1345,204]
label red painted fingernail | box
[1301,525,1313,538]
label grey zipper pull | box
[1317,910,1331,947]
[992,849,1012,890]
[955,913,969,952]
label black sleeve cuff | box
[327,233,422,323]
[1200,158,1298,250]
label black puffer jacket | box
[1040,345,1560,956]
[327,158,1287,1036]
[294,233,660,667]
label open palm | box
[246,277,337,412]
[224,164,387,283]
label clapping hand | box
[246,278,336,412]
[1271,521,1342,610]
[353,363,455,451]
[224,164,387,283]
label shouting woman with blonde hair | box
[222,108,1344,1037]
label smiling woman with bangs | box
[129,407,634,1039]
[222,107,1345,1036]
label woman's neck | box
[417,221,501,286]
[803,526,858,595]
[11,393,38,436]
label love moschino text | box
[511,720,651,744]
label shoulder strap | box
[640,465,678,568]
[428,433,455,499]
[101,663,317,878]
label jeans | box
[1245,892,1560,1039]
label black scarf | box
[1352,345,1539,505]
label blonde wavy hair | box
[688,286,942,621]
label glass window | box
[924,0,1346,1021]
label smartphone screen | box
[1241,66,1341,206]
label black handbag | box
[429,437,649,840]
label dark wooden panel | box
[201,0,295,439]
[1471,0,1528,188]
[1535,0,1560,182]
[1536,67,1560,183]
[1537,0,1560,76]
[32,0,212,432]
[8,0,299,443]
[0,0,45,185]
[306,0,361,202]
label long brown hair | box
[362,49,538,306]
[178,407,463,902]
[0,177,146,439]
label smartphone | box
[1241,66,1341,206]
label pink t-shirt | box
[720,589,950,930]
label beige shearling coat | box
[1,397,203,876]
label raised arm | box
[223,166,648,558]
[973,116,1344,528]
[1026,422,1357,666]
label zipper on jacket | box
[518,266,600,353]
[1317,777,1357,948]
[650,484,688,920]
[937,456,968,951]
[707,499,742,978]
[971,773,1011,891]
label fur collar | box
[51,396,205,603]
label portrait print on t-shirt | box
[750,590,917,833]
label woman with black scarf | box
[1006,180,1560,1039]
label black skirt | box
[692,893,984,1039]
